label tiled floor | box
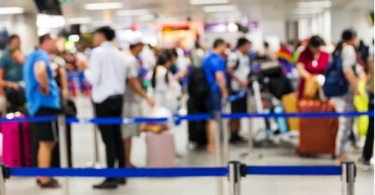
[5,96,374,195]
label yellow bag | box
[354,81,369,136]
[282,93,299,131]
[303,76,320,99]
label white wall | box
[8,14,38,54]
[331,8,373,44]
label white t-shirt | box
[85,42,129,103]
[227,50,251,92]
[123,51,141,103]
[342,45,363,74]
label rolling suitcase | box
[298,100,338,157]
[146,131,175,168]
[2,113,32,167]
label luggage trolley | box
[247,61,299,148]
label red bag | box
[298,100,338,156]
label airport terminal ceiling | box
[0,0,373,26]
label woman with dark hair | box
[296,35,330,99]
[331,28,366,164]
[151,50,181,112]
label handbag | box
[303,75,320,99]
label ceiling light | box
[0,7,24,15]
[67,17,92,24]
[68,35,80,42]
[190,0,229,5]
[37,14,65,29]
[117,9,149,16]
[138,14,155,21]
[297,1,331,8]
[203,5,237,12]
[84,2,123,10]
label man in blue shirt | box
[0,34,23,88]
[23,34,61,188]
[202,38,228,153]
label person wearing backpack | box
[227,38,251,143]
[327,29,366,164]
[202,39,228,153]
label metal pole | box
[58,115,70,195]
[228,161,242,195]
[0,166,6,195]
[86,104,101,168]
[241,87,262,159]
[222,101,230,164]
[341,161,356,195]
[213,111,224,195]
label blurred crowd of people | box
[0,25,373,190]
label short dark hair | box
[341,28,357,42]
[129,43,143,50]
[39,34,52,45]
[7,34,20,44]
[236,38,250,49]
[95,26,115,41]
[213,38,225,49]
[264,42,269,48]
[308,35,324,48]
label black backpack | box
[188,67,210,98]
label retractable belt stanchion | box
[222,101,230,166]
[88,106,101,168]
[341,161,356,195]
[228,161,246,195]
[213,111,224,195]
[58,115,70,195]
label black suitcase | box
[187,98,207,147]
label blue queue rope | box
[9,165,341,178]
[10,167,228,178]
[0,115,56,123]
[246,166,341,176]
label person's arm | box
[296,62,311,79]
[215,71,228,99]
[227,55,247,86]
[81,50,100,85]
[59,67,69,100]
[127,77,155,106]
[34,61,49,95]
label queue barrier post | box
[341,161,356,195]
[58,115,70,195]
[228,161,246,195]
[213,111,224,195]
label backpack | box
[187,67,210,98]
[323,55,349,97]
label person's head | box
[236,38,251,54]
[264,42,270,49]
[128,32,145,56]
[164,48,178,65]
[341,28,357,46]
[93,26,115,47]
[307,35,324,55]
[212,38,227,55]
[39,34,57,54]
[7,34,21,50]
[10,48,24,64]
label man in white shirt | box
[227,38,251,143]
[80,26,154,189]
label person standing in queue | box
[227,38,251,144]
[0,34,23,90]
[202,39,228,153]
[122,33,155,169]
[23,34,61,188]
[79,26,154,189]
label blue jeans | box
[206,92,222,114]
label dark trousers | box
[363,93,374,162]
[94,95,125,174]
